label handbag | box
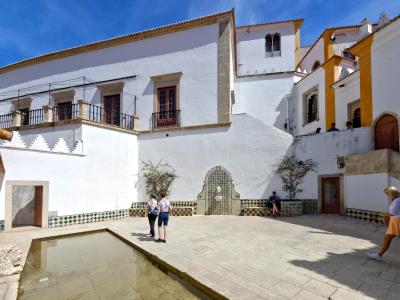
[149,207,158,217]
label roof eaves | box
[236,18,304,30]
[0,9,234,74]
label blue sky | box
[0,0,399,67]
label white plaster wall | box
[292,127,373,200]
[334,71,360,129]
[236,24,296,76]
[345,173,390,212]
[0,24,220,129]
[293,68,325,135]
[332,28,361,57]
[0,124,138,219]
[371,19,400,119]
[233,74,294,130]
[138,114,293,201]
[298,39,324,73]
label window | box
[348,100,361,128]
[343,50,355,60]
[156,86,177,127]
[303,88,318,125]
[265,33,281,57]
[151,72,182,129]
[312,61,321,71]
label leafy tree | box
[142,160,177,198]
[277,155,318,200]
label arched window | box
[312,61,321,71]
[352,108,361,128]
[265,34,272,53]
[273,33,281,52]
[303,88,318,124]
[343,50,355,60]
[265,33,281,57]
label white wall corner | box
[52,138,70,153]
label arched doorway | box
[375,114,399,151]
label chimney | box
[360,18,372,38]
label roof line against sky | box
[348,14,400,53]
[296,24,363,69]
[236,18,304,29]
[0,9,234,74]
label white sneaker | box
[366,252,383,261]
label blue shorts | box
[158,212,169,226]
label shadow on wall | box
[273,96,289,132]
[137,114,293,201]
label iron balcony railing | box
[0,103,135,130]
[22,108,44,126]
[151,110,181,129]
[0,113,13,129]
[88,104,133,129]
[53,103,79,122]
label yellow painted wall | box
[351,37,373,126]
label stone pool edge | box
[8,226,228,300]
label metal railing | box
[88,104,133,129]
[0,113,13,129]
[0,104,135,130]
[22,109,44,126]
[151,110,181,129]
[53,103,79,122]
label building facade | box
[0,10,398,230]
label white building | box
[0,9,398,231]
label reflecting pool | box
[17,231,204,299]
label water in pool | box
[18,231,201,299]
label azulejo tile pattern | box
[240,199,318,216]
[48,209,129,228]
[346,208,384,224]
[130,201,196,216]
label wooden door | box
[157,86,177,126]
[321,177,340,214]
[104,95,120,125]
[34,186,43,227]
[375,115,399,152]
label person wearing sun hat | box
[367,186,400,260]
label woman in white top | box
[146,195,158,238]
[367,186,400,260]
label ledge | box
[140,122,231,134]
[6,119,139,135]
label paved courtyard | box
[1,215,400,299]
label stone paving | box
[1,215,400,299]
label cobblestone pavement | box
[1,215,399,299]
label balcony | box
[0,101,139,131]
[151,110,181,129]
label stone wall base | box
[346,208,384,224]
